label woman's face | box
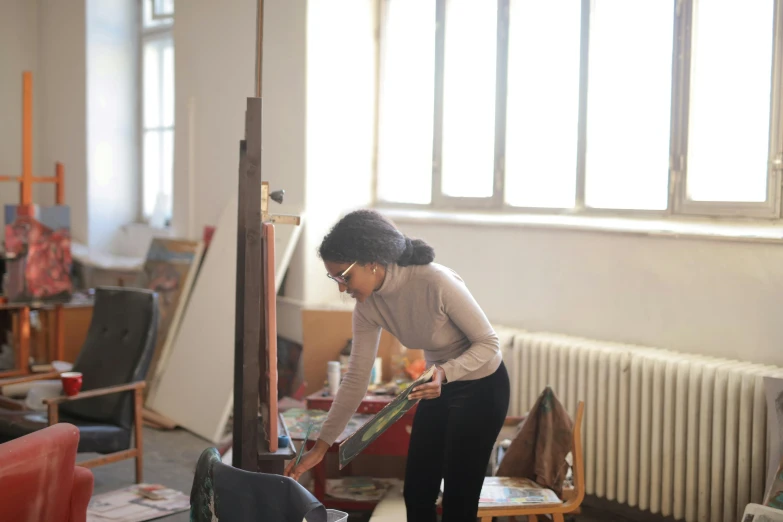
[324,260,377,303]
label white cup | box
[327,361,341,396]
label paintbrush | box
[294,423,314,468]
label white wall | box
[171,0,310,297]
[170,0,254,242]
[87,0,138,251]
[389,218,783,368]
[38,0,89,245]
[0,0,41,242]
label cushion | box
[0,409,130,455]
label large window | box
[140,0,174,224]
[375,0,783,220]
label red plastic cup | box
[61,372,83,396]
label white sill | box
[123,221,172,232]
[377,208,783,244]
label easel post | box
[232,0,302,474]
[0,71,68,378]
[232,101,264,472]
[21,71,33,206]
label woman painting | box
[285,209,509,521]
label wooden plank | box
[134,387,144,483]
[43,381,145,405]
[262,222,277,452]
[0,396,25,411]
[55,162,64,204]
[258,413,295,474]
[0,369,27,379]
[54,306,64,361]
[21,71,32,205]
[234,97,264,471]
[78,449,139,469]
[233,135,253,469]
[47,401,58,424]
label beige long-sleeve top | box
[318,261,502,446]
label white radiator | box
[497,328,783,522]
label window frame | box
[672,0,783,220]
[137,0,174,224]
[373,0,783,222]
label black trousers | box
[403,361,510,521]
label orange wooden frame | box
[262,222,278,452]
[0,71,67,379]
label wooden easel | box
[232,0,301,474]
[0,71,66,379]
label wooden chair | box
[0,287,158,484]
[477,401,585,522]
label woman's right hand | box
[285,439,330,481]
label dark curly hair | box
[318,209,435,267]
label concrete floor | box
[88,427,208,522]
[87,426,638,522]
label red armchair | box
[0,422,94,522]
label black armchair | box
[0,286,158,483]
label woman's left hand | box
[409,366,446,400]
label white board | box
[146,194,303,442]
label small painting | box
[338,365,435,469]
[3,204,72,303]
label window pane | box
[686,0,774,203]
[143,130,162,218]
[162,129,174,219]
[584,0,674,210]
[153,0,174,17]
[505,0,581,208]
[163,41,175,127]
[143,0,173,29]
[143,42,160,128]
[376,0,436,204]
[441,0,497,198]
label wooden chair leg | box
[527,516,538,522]
[134,388,144,483]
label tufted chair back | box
[59,287,158,430]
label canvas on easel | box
[3,204,72,303]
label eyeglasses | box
[327,261,357,285]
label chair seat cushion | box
[0,409,130,455]
[475,477,563,510]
